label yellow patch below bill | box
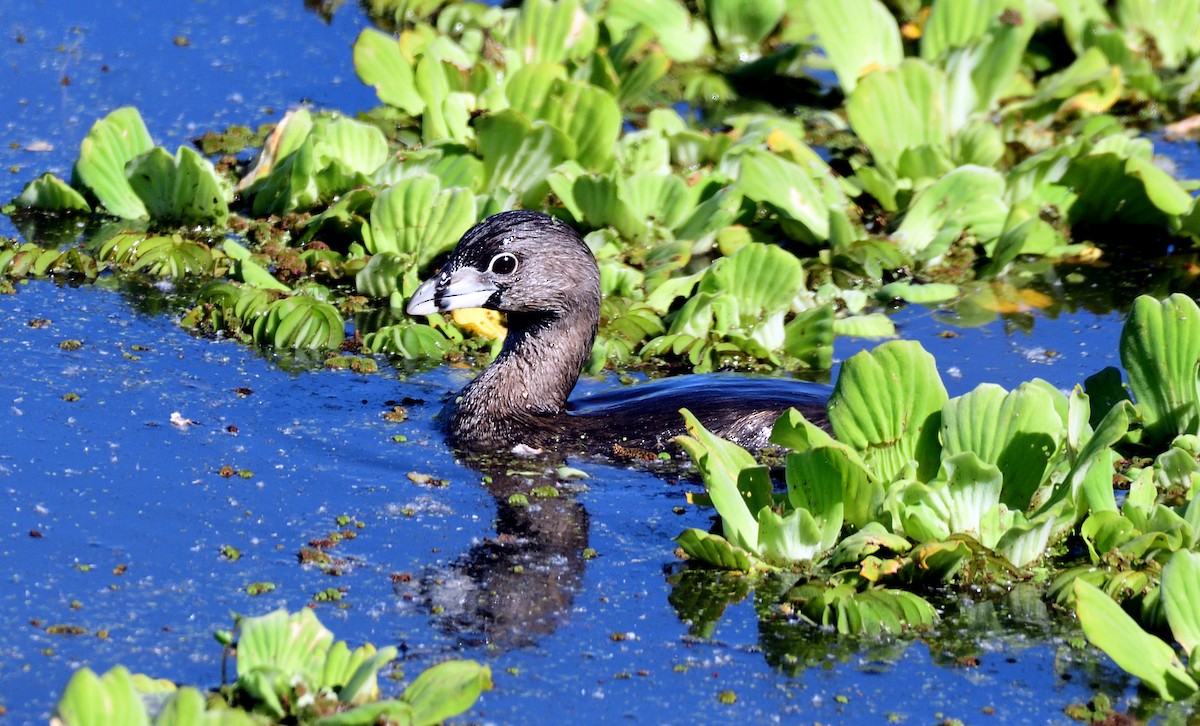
[452,308,507,340]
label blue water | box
[0,0,1181,723]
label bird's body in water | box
[406,210,829,455]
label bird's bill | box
[406,266,497,316]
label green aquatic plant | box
[182,282,346,351]
[671,292,1200,691]
[673,337,1134,633]
[19,107,231,227]
[239,109,390,216]
[51,608,491,725]
[9,0,1200,366]
[96,231,216,279]
[1075,551,1200,701]
[0,241,99,282]
[643,242,835,371]
[1104,293,1200,447]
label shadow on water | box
[414,453,590,650]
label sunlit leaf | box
[14,173,90,212]
[362,320,457,358]
[1074,579,1197,700]
[605,0,710,63]
[829,340,948,482]
[757,506,828,564]
[253,295,346,350]
[367,175,475,266]
[127,146,230,226]
[735,149,830,242]
[894,165,1008,261]
[1116,0,1200,69]
[708,0,784,53]
[52,667,150,726]
[675,529,756,570]
[476,109,573,203]
[807,0,903,93]
[676,409,759,551]
[1121,294,1200,445]
[833,313,895,338]
[785,447,858,535]
[74,107,154,219]
[941,382,1063,511]
[506,66,620,171]
[236,608,333,686]
[400,660,492,725]
[353,27,425,115]
[1163,550,1200,658]
[507,0,596,66]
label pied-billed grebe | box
[407,210,829,454]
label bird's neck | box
[451,305,598,444]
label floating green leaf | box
[506,66,621,171]
[52,666,150,726]
[97,232,214,278]
[74,107,154,219]
[735,149,830,242]
[604,0,710,63]
[507,0,596,66]
[807,0,903,93]
[1074,579,1197,700]
[13,173,90,212]
[353,27,425,115]
[1121,293,1200,446]
[676,409,760,551]
[675,529,755,570]
[1116,0,1200,69]
[252,295,346,350]
[829,340,948,482]
[893,165,1008,260]
[1163,550,1200,658]
[940,382,1063,511]
[476,109,573,203]
[400,660,493,726]
[707,0,784,53]
[367,175,476,266]
[236,608,333,686]
[126,145,230,226]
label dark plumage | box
[407,210,829,455]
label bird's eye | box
[488,252,518,276]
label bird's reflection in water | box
[404,451,591,649]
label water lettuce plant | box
[8,0,1200,369]
[51,608,491,725]
[674,292,1200,698]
